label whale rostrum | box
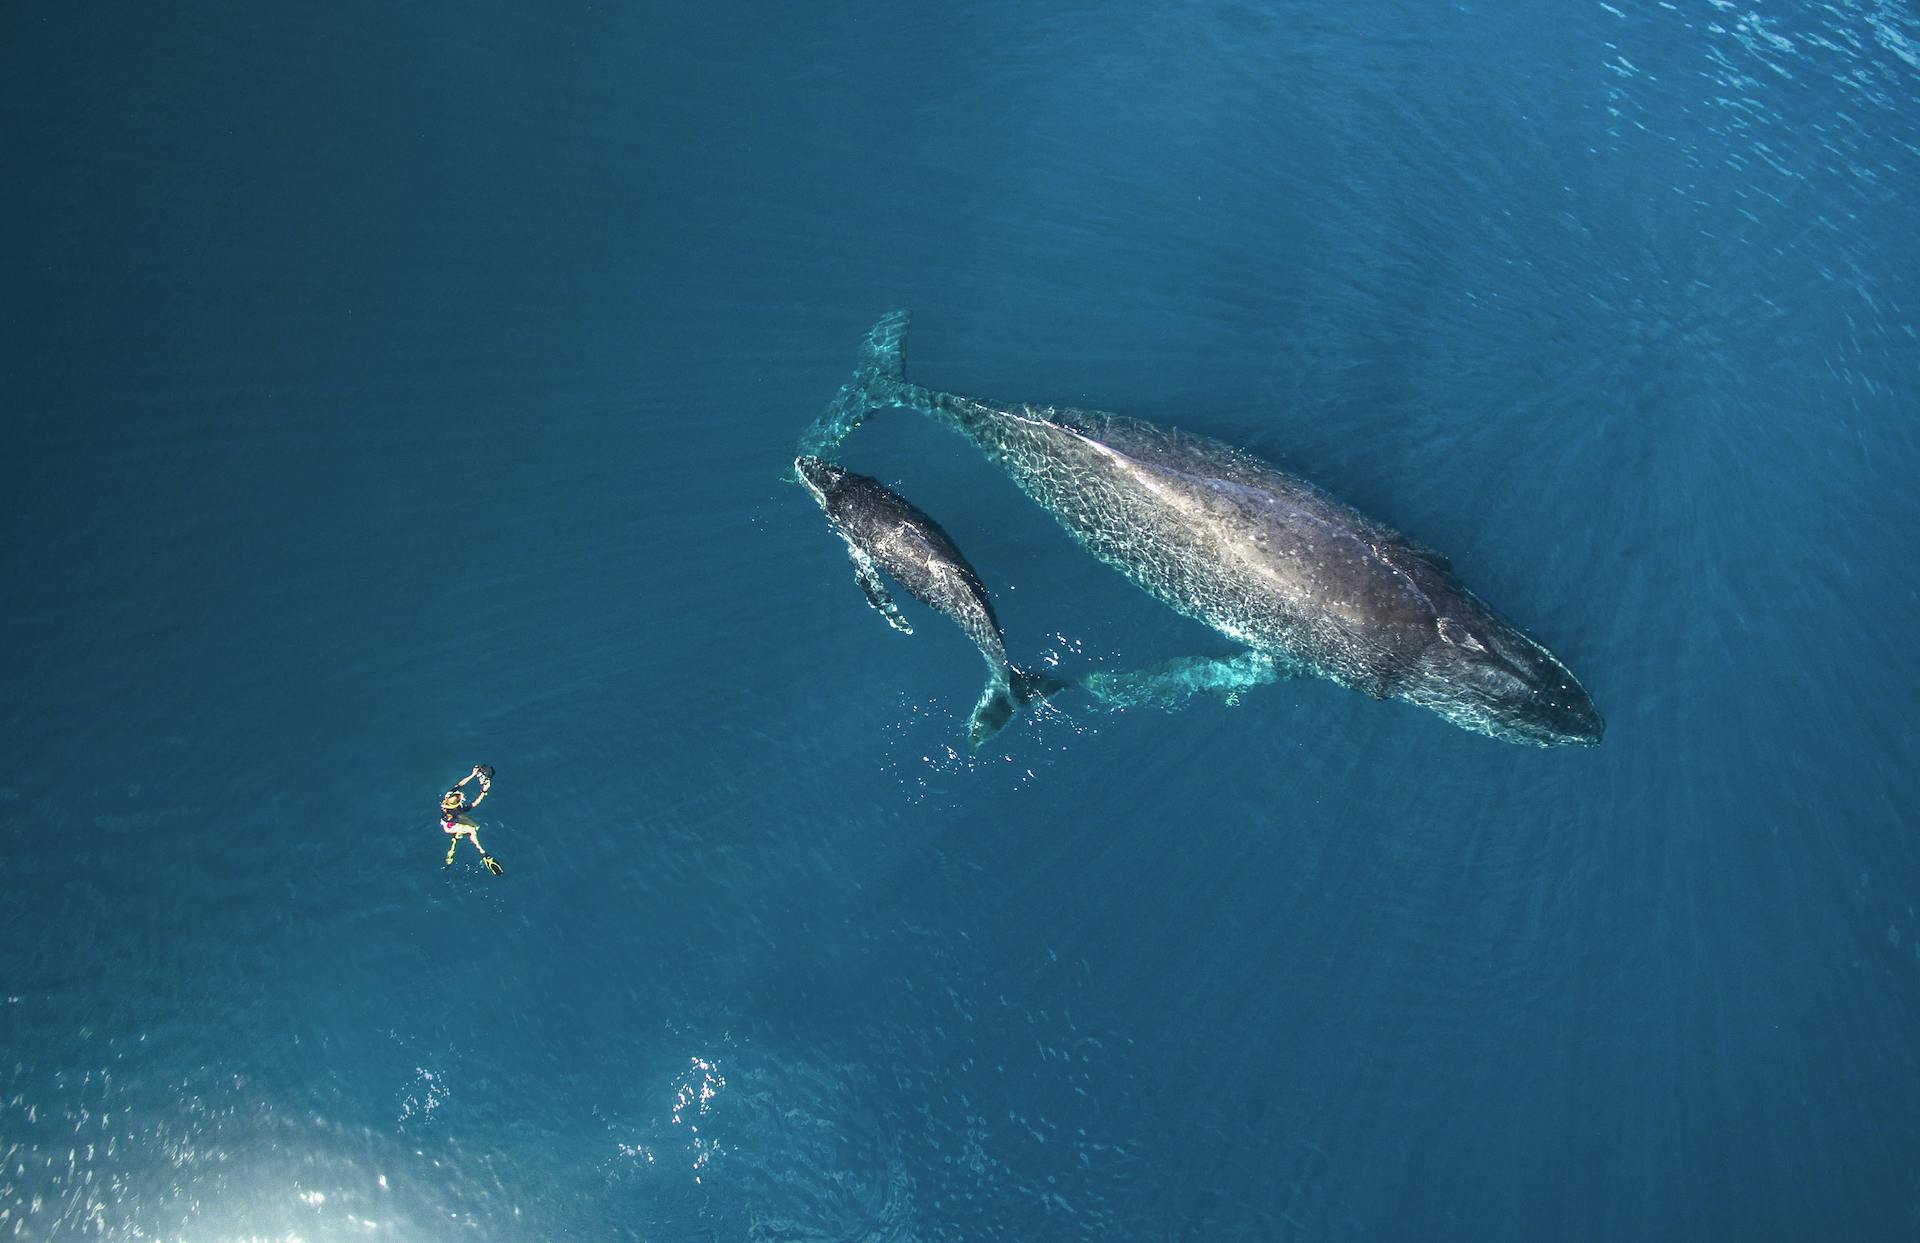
[799,312,1602,748]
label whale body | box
[799,312,1602,747]
[796,455,1064,748]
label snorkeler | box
[440,765,503,875]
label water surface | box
[3,1,1917,1238]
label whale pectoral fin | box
[849,547,913,634]
[1078,650,1292,710]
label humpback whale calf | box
[796,455,1066,749]
[798,313,1602,747]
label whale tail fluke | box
[796,311,924,462]
[967,666,1072,750]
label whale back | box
[821,470,1008,671]
[932,395,1448,696]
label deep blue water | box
[4,1,1918,1238]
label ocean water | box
[4,1,1917,1238]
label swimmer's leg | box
[465,831,504,876]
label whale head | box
[794,455,849,509]
[1413,615,1604,747]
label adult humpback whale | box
[798,313,1602,747]
[796,455,1065,748]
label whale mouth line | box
[1508,707,1606,747]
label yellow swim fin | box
[444,839,457,866]
[482,854,504,877]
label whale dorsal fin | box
[1437,617,1485,652]
[1384,537,1451,574]
[848,546,913,634]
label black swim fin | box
[482,854,504,876]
